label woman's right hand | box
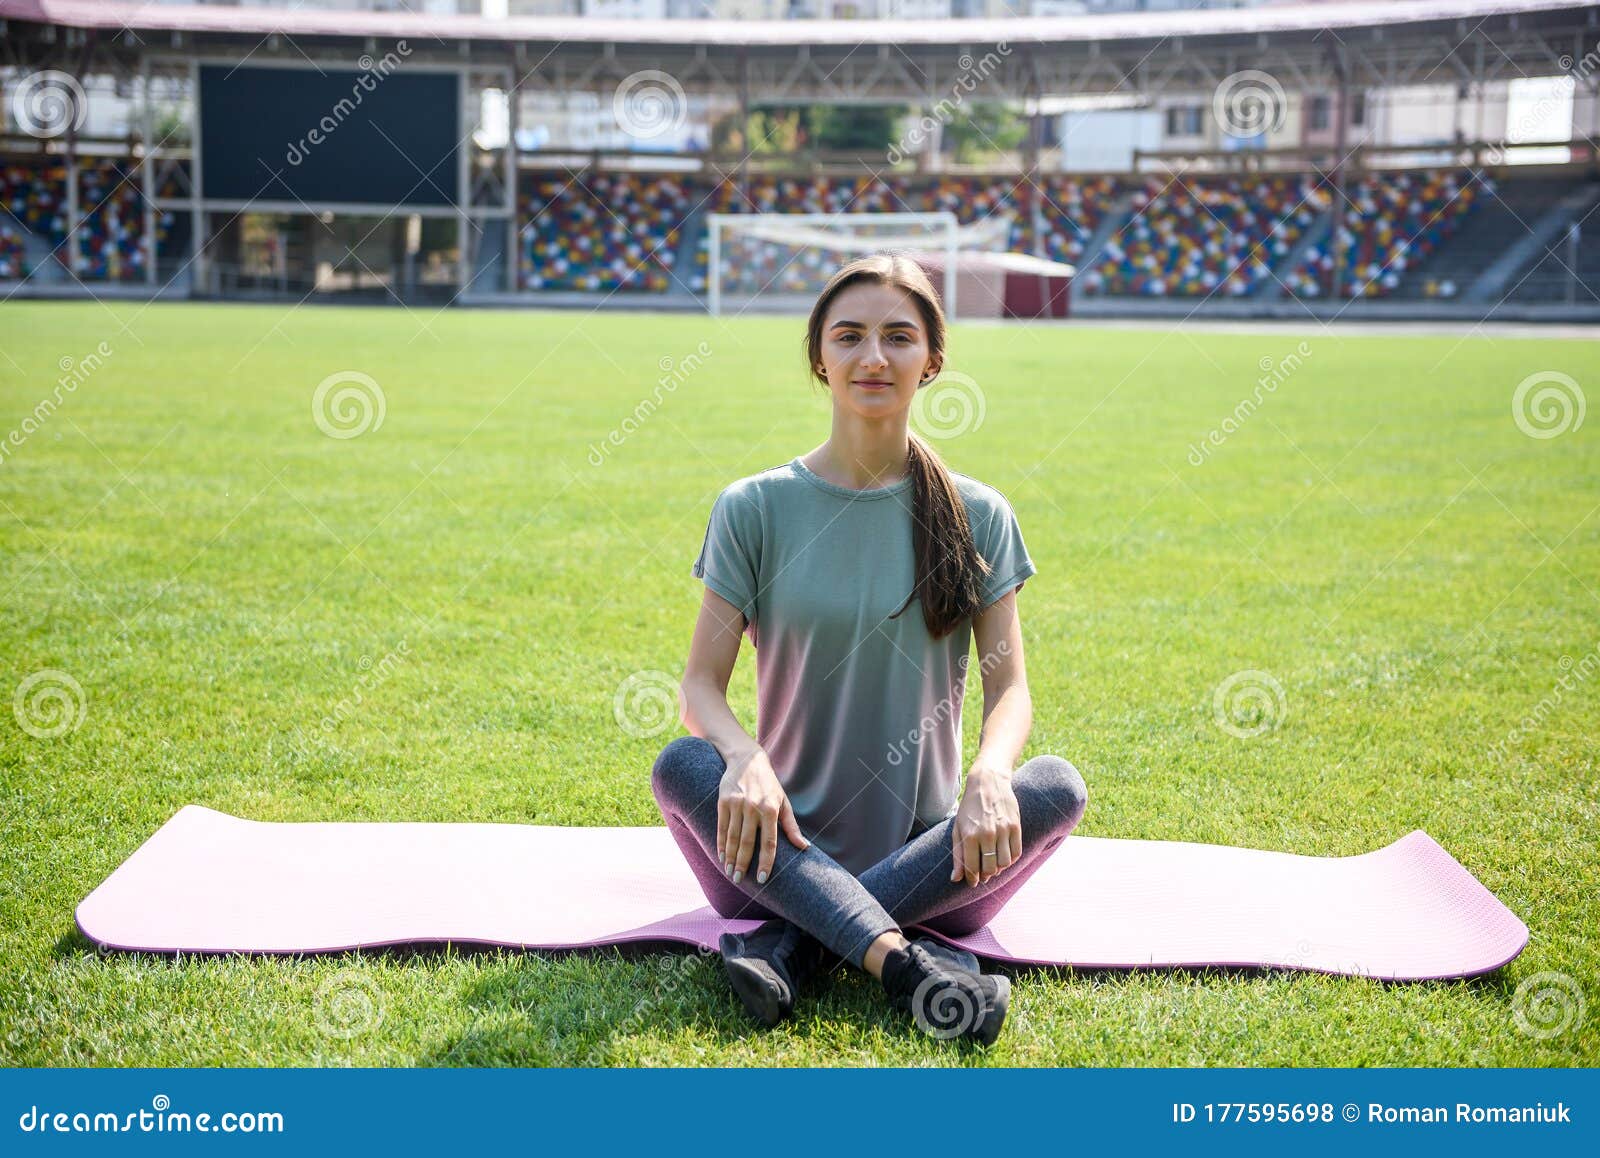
[718,748,809,886]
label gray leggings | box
[650,735,1088,970]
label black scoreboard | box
[197,64,461,209]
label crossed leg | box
[650,735,1087,969]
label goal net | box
[705,211,1016,321]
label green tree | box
[711,106,806,155]
[712,104,907,157]
[809,105,906,153]
[753,108,805,154]
[141,105,190,147]
[942,101,1027,164]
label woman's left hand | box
[951,762,1022,887]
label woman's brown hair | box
[802,252,991,641]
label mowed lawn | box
[1,300,1594,1067]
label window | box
[1166,106,1203,137]
[1309,95,1331,132]
[1350,92,1367,126]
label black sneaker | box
[880,939,1010,1046]
[915,937,982,976]
[717,919,824,1027]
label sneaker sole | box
[723,956,789,1028]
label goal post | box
[707,211,974,320]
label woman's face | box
[815,282,941,420]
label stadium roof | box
[2,0,1595,101]
[0,0,1593,46]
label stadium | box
[2,0,1596,1077]
[2,0,1597,316]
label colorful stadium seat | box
[1,157,189,282]
[0,156,1507,299]
[1285,170,1487,298]
[1081,174,1332,298]
[519,170,690,292]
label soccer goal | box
[705,210,1017,321]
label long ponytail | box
[888,433,991,640]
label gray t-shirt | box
[691,455,1037,875]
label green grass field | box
[1,301,1594,1066]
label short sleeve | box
[692,487,762,624]
[975,492,1036,610]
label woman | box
[651,253,1087,1046]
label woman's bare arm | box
[951,589,1033,886]
[678,587,763,775]
[678,588,808,880]
[970,588,1032,778]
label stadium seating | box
[1079,174,1332,297]
[1,157,190,282]
[2,158,69,249]
[1508,222,1600,303]
[518,170,691,292]
[77,160,147,280]
[506,166,1536,301]
[1037,173,1121,269]
[1479,177,1600,303]
[1284,170,1486,298]
[4,154,1584,302]
[0,220,24,279]
[691,174,1126,299]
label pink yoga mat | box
[76,805,1528,981]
